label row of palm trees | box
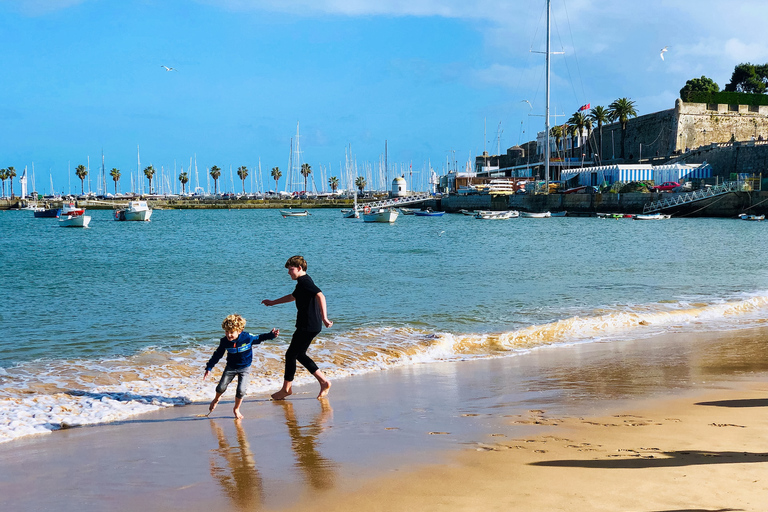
[63,162,370,196]
[0,167,18,198]
[549,98,638,163]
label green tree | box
[6,166,17,198]
[75,164,87,195]
[568,112,589,161]
[109,168,121,195]
[608,98,638,160]
[237,165,248,194]
[680,75,720,101]
[178,171,189,195]
[328,176,339,193]
[0,168,7,198]
[210,165,221,195]
[724,63,768,94]
[143,165,156,195]
[550,125,564,157]
[589,105,609,163]
[354,175,366,193]
[270,166,282,192]
[300,163,311,194]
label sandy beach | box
[1,327,767,511]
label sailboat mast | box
[545,0,551,192]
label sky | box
[1,0,767,195]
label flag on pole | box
[578,103,591,112]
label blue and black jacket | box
[205,331,277,371]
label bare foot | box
[233,408,244,420]
[271,389,292,400]
[209,397,219,412]
[317,380,331,399]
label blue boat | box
[33,208,61,218]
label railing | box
[358,193,434,210]
[642,182,739,213]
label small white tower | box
[391,176,407,197]
[19,168,28,199]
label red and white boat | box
[59,203,91,228]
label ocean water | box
[2,207,768,442]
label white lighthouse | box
[391,176,407,197]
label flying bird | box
[521,99,533,109]
[660,47,669,61]
[161,65,178,71]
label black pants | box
[284,329,320,381]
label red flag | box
[579,103,591,112]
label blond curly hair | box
[222,314,246,333]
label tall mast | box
[545,0,551,192]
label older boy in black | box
[262,255,333,400]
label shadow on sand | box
[530,450,768,469]
[695,398,768,408]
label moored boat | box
[34,208,61,218]
[738,213,765,221]
[633,213,671,220]
[59,207,91,228]
[398,207,416,215]
[549,211,567,217]
[520,211,551,218]
[363,207,399,223]
[474,210,518,220]
[413,208,444,217]
[114,201,152,221]
[280,209,309,217]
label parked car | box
[650,181,680,192]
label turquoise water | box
[2,208,768,441]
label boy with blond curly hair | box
[203,314,278,419]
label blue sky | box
[2,0,767,194]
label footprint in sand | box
[461,413,480,417]
[428,431,450,435]
[384,427,399,430]
[709,423,746,428]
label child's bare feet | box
[271,389,292,400]
[233,408,243,420]
[317,380,331,399]
[209,397,219,412]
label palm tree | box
[589,105,609,163]
[178,171,189,195]
[7,166,17,198]
[143,165,156,194]
[300,163,311,194]
[237,166,248,194]
[328,176,339,193]
[210,165,221,195]
[75,165,88,195]
[584,117,593,160]
[355,176,366,193]
[607,98,638,160]
[568,112,589,161]
[550,125,564,158]
[270,166,282,192]
[0,168,7,198]
[109,168,121,195]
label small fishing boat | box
[34,207,61,218]
[114,200,152,221]
[59,204,90,228]
[474,210,518,220]
[363,207,399,223]
[413,208,444,217]
[280,209,309,217]
[738,213,765,221]
[398,207,416,215]
[459,209,476,216]
[549,211,567,217]
[520,211,551,218]
[633,213,671,220]
[341,209,359,219]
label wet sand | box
[1,327,768,511]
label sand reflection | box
[208,420,263,510]
[278,399,337,490]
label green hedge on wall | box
[686,91,768,106]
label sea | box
[2,207,768,443]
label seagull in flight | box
[521,99,533,109]
[161,65,178,72]
[660,46,669,61]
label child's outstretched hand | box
[262,299,275,306]
[203,370,210,381]
[271,328,279,337]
